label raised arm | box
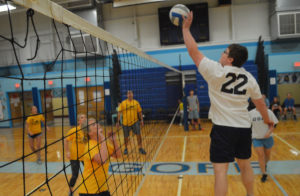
[93,145,109,165]
[182,12,205,67]
[93,133,109,165]
[108,131,122,159]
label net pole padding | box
[181,73,189,131]
[13,0,182,74]
[182,72,186,96]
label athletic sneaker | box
[294,115,297,121]
[139,148,146,155]
[36,158,42,165]
[124,148,128,155]
[261,174,268,182]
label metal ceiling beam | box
[113,0,172,8]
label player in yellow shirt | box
[116,90,146,155]
[178,99,184,126]
[78,118,121,196]
[64,114,87,196]
[26,106,49,164]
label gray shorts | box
[122,121,140,138]
[189,109,199,119]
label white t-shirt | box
[198,57,262,128]
[249,108,278,139]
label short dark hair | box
[228,44,248,68]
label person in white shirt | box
[249,103,278,183]
[182,12,274,196]
[187,90,202,130]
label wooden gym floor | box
[0,119,299,196]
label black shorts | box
[122,122,140,138]
[28,133,42,139]
[210,124,252,163]
[79,191,110,196]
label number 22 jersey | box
[199,57,262,128]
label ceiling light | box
[0,4,16,13]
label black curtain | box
[255,36,269,96]
[110,49,122,111]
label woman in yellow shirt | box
[178,99,184,126]
[26,106,49,164]
[79,118,121,196]
[64,114,87,196]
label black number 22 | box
[221,73,248,95]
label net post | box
[182,72,189,131]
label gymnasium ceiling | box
[5,0,270,11]
[52,0,173,8]
[3,0,173,12]
[112,0,173,7]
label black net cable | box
[0,1,181,195]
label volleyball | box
[169,4,190,26]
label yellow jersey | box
[78,140,114,194]
[26,114,45,135]
[179,102,183,111]
[119,99,142,126]
[66,126,85,161]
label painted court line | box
[2,160,300,175]
[269,174,288,196]
[134,107,179,196]
[273,133,300,154]
[276,131,300,135]
[177,136,187,196]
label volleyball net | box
[0,0,183,195]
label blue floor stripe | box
[269,174,289,196]
[1,160,300,176]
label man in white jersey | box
[182,12,274,196]
[249,102,278,183]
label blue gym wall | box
[145,41,300,73]
[1,40,299,127]
[0,68,110,127]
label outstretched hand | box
[182,11,193,30]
